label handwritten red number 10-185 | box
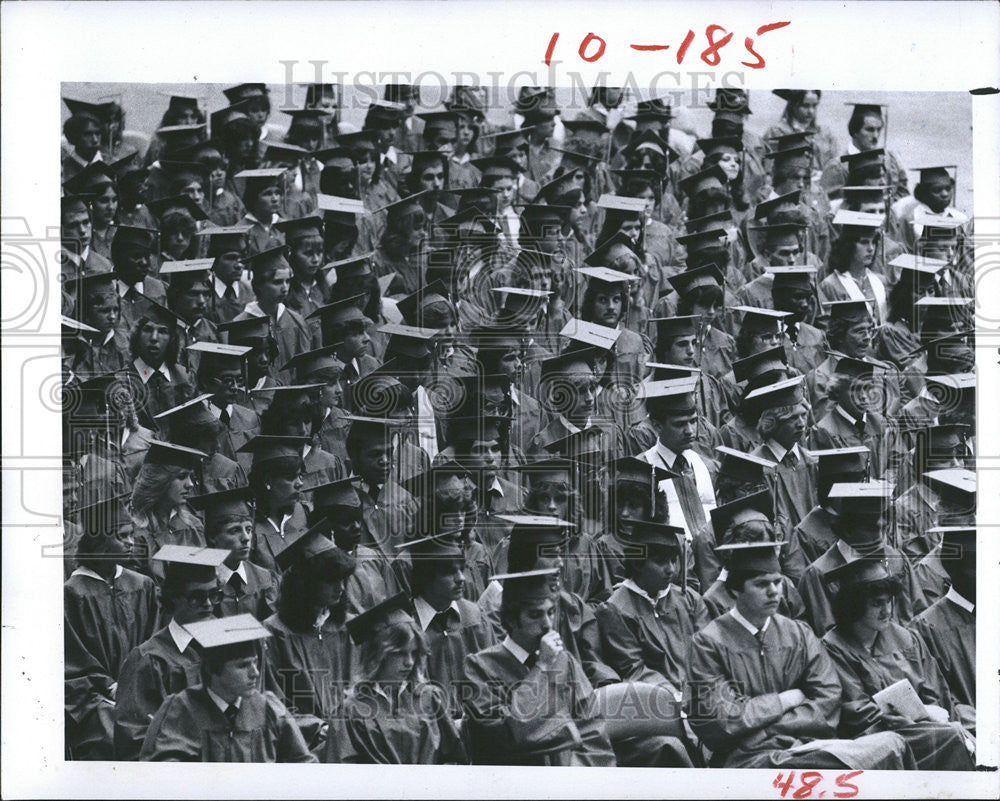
[772,770,864,799]
[544,23,791,70]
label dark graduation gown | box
[117,278,168,334]
[201,451,246,494]
[595,584,710,694]
[121,361,193,432]
[357,478,418,559]
[64,567,159,760]
[685,612,912,770]
[138,686,316,762]
[131,507,206,582]
[262,613,356,762]
[250,504,309,574]
[114,625,202,760]
[345,681,467,764]
[701,572,806,622]
[462,645,617,766]
[216,562,279,620]
[233,304,320,383]
[418,598,497,717]
[797,543,928,637]
[175,318,219,376]
[301,444,346,496]
[74,329,130,379]
[719,413,763,453]
[809,407,903,485]
[344,544,393,615]
[752,443,817,532]
[910,594,976,734]
[823,625,974,770]
[212,402,261,471]
[210,277,255,326]
[783,506,838,584]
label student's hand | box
[778,689,806,712]
[537,630,564,668]
[924,704,950,724]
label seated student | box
[797,482,928,637]
[464,568,618,766]
[595,519,710,698]
[262,525,357,761]
[806,299,880,422]
[911,525,977,736]
[129,442,208,581]
[275,215,328,320]
[749,376,818,531]
[114,544,230,760]
[684,541,914,770]
[122,299,194,430]
[59,195,113,315]
[65,495,159,760]
[701,492,806,621]
[159,262,220,376]
[62,104,106,182]
[235,168,287,256]
[891,166,969,254]
[819,211,889,325]
[240,435,310,572]
[188,485,278,620]
[808,356,902,484]
[720,347,793,453]
[217,315,283,417]
[71,273,131,379]
[233,246,321,379]
[822,556,974,770]
[820,103,907,202]
[344,594,468,764]
[661,260,737,381]
[307,293,379,411]
[283,345,350,467]
[138,613,316,762]
[110,225,166,334]
[204,226,255,325]
[783,446,869,583]
[154,394,246,494]
[720,307,795,415]
[396,532,496,718]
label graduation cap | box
[916,215,964,240]
[346,592,413,645]
[839,148,885,168]
[512,454,577,485]
[888,253,947,278]
[312,145,356,165]
[766,266,816,289]
[75,493,132,537]
[684,209,733,233]
[281,345,344,382]
[715,447,776,484]
[731,346,789,384]
[558,318,622,352]
[187,341,253,374]
[612,455,675,487]
[833,355,884,380]
[626,97,673,120]
[153,544,230,584]
[416,110,460,132]
[809,446,870,479]
[234,168,287,199]
[912,165,956,183]
[650,314,698,340]
[753,191,803,221]
[439,204,502,234]
[743,375,805,410]
[498,514,575,548]
[311,476,363,510]
[187,485,256,525]
[706,88,751,114]
[396,532,466,562]
[491,567,560,604]
[822,553,898,596]
[841,185,891,205]
[274,521,339,572]
[273,215,323,242]
[373,190,433,217]
[184,613,271,663]
[923,468,976,508]
[611,168,661,187]
[765,146,812,167]
[626,130,679,161]
[563,115,608,135]
[217,315,271,346]
[282,107,333,128]
[596,194,648,214]
[713,541,782,574]
[832,209,885,230]
[666,263,725,296]
[486,126,536,153]
[237,434,309,465]
[157,258,215,278]
[749,221,807,242]
[201,225,251,256]
[62,163,117,197]
[63,96,117,119]
[153,393,217,431]
[908,330,974,360]
[446,413,507,446]
[645,362,699,380]
[469,154,523,176]
[542,424,606,461]
[623,519,684,552]
[675,227,728,252]
[826,481,893,516]
[513,86,559,117]
[582,231,641,268]
[315,194,366,218]
[695,135,743,154]
[147,194,210,222]
[222,83,269,104]
[734,306,792,331]
[379,322,439,359]
[676,164,728,196]
[575,263,640,288]
[398,459,472,499]
[61,315,101,335]
[144,441,207,471]
[824,298,873,324]
[112,224,158,253]
[209,103,252,137]
[643,377,699,415]
[710,490,773,541]
[766,131,815,152]
[394,280,452,328]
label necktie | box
[224,703,239,729]
[432,610,455,634]
[227,572,243,597]
[367,482,381,503]
[674,455,691,475]
[524,651,538,669]
[754,628,766,656]
[855,418,866,438]
[219,406,231,427]
[224,284,237,302]
[783,450,798,468]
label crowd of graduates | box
[60,83,977,767]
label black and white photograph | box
[2,2,998,798]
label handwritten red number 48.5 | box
[772,770,864,799]
[543,23,791,70]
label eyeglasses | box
[186,589,225,606]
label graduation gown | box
[462,644,617,766]
[418,598,497,717]
[212,401,261,469]
[357,478,418,559]
[64,566,159,760]
[200,451,247,494]
[685,612,912,769]
[138,686,316,762]
[701,571,806,622]
[302,444,347,495]
[808,406,902,485]
[752,443,817,532]
[117,278,168,334]
[210,277,255,326]
[822,625,973,770]
[595,583,710,694]
[233,304,320,383]
[121,361,193,432]
[797,542,928,637]
[74,329,131,379]
[783,506,838,584]
[345,682,467,764]
[114,624,202,760]
[913,544,949,605]
[343,544,393,615]
[131,507,206,582]
[216,562,279,620]
[910,593,976,733]
[894,482,939,564]
[250,505,309,573]
[262,613,355,761]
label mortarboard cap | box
[596,194,648,214]
[311,476,363,510]
[710,490,773,541]
[187,485,255,525]
[676,164,728,196]
[328,253,373,281]
[346,592,413,645]
[695,135,742,154]
[184,613,271,663]
[912,165,956,183]
[245,245,291,277]
[612,455,675,487]
[281,345,344,382]
[492,567,560,604]
[684,210,733,233]
[112,225,158,252]
[396,532,465,562]
[832,209,885,229]
[315,194,366,218]
[734,306,792,330]
[395,280,451,328]
[153,393,217,430]
[888,253,947,277]
[834,355,884,379]
[217,315,270,344]
[562,116,608,135]
[623,519,684,552]
[651,314,698,340]
[559,318,622,352]
[153,544,230,584]
[643,377,699,415]
[222,84,268,104]
[274,520,339,572]
[715,447,776,484]
[187,341,252,372]
[839,148,885,168]
[922,468,976,509]
[714,541,782,574]
[63,96,117,119]
[822,553,897,595]
[766,266,816,288]
[273,215,323,242]
[675,227,728,252]
[809,446,870,479]
[753,191,802,220]
[144,441,207,471]
[666,264,725,296]
[743,375,805,410]
[707,88,752,114]
[626,97,673,120]
[157,257,215,277]
[582,231,641,268]
[824,299,873,323]
[826,481,893,517]
[237,435,309,464]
